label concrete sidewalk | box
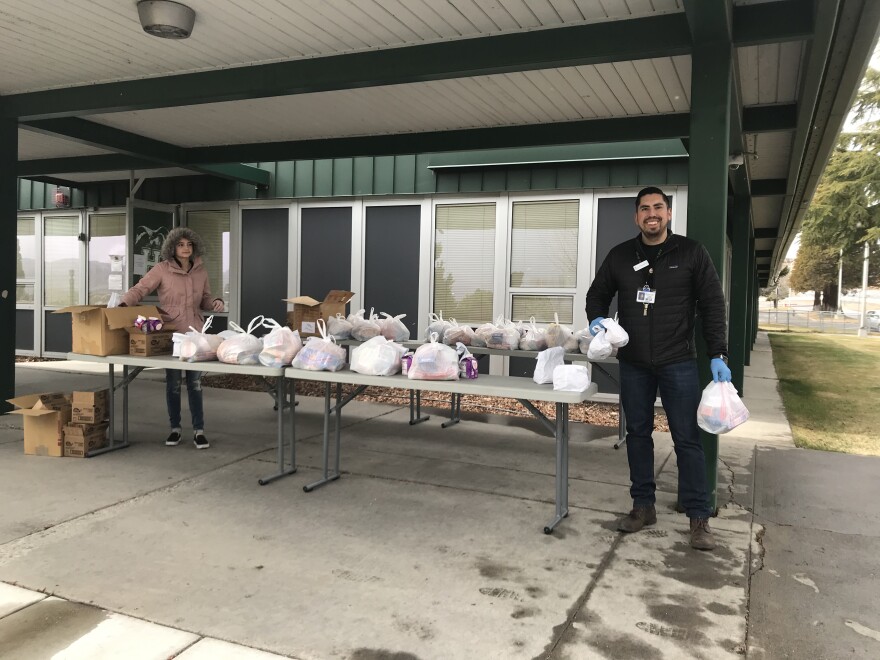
[1,332,878,659]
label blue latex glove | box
[711,358,732,383]
[588,317,606,336]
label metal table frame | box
[67,353,296,484]
[284,367,597,534]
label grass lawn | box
[769,333,880,455]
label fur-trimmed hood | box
[160,227,206,263]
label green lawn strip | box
[769,333,880,455]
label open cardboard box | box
[7,392,72,457]
[54,305,166,356]
[284,290,354,337]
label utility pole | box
[858,241,869,337]
[837,248,844,317]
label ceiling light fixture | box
[137,0,196,39]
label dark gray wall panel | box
[15,310,34,351]
[300,207,352,311]
[241,208,289,336]
[363,205,420,338]
[44,310,72,354]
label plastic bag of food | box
[601,316,629,348]
[351,308,382,341]
[425,312,453,343]
[520,317,548,351]
[350,336,407,376]
[258,318,303,367]
[217,316,265,365]
[455,342,479,379]
[443,319,475,346]
[378,312,410,342]
[534,346,565,384]
[476,316,519,350]
[697,381,750,434]
[470,321,494,347]
[545,313,573,349]
[575,328,592,355]
[552,364,591,392]
[587,329,613,360]
[174,316,224,362]
[290,319,347,372]
[408,333,459,380]
[327,313,353,340]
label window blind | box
[510,200,579,288]
[511,295,574,325]
[434,203,495,324]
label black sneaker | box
[193,433,210,450]
[165,431,182,446]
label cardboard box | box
[127,328,174,356]
[71,389,109,424]
[63,422,108,458]
[53,304,166,356]
[284,290,355,337]
[6,392,72,457]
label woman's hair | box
[160,227,205,262]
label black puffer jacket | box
[585,232,728,368]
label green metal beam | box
[754,228,778,239]
[729,195,752,392]
[755,250,773,258]
[23,175,80,189]
[18,155,157,176]
[3,5,812,121]
[1,117,16,412]
[733,0,815,46]
[742,104,798,133]
[21,119,269,187]
[751,178,788,196]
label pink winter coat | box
[121,257,217,332]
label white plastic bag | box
[327,313,353,340]
[351,308,382,341]
[697,381,750,434]
[425,312,453,343]
[442,319,475,346]
[217,316,264,365]
[476,316,519,350]
[174,316,223,362]
[534,346,565,384]
[575,328,592,354]
[408,333,459,380]
[587,329,613,360]
[258,319,303,367]
[290,319,347,372]
[470,321,493,347]
[601,317,630,348]
[552,364,591,392]
[379,312,410,342]
[545,313,573,349]
[520,318,547,351]
[350,336,407,376]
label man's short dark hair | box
[635,186,671,210]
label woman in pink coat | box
[120,227,224,449]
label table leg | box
[614,404,627,450]
[441,393,461,428]
[304,381,340,492]
[409,390,430,425]
[86,363,132,457]
[259,377,297,485]
[544,402,570,534]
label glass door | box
[127,199,177,298]
[15,215,38,354]
[42,212,84,355]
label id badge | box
[636,286,656,304]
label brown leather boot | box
[617,505,657,533]
[689,518,716,550]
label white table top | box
[284,367,597,404]
[68,353,286,378]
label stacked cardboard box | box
[6,393,72,457]
[66,390,110,457]
[284,290,354,337]
[53,304,166,356]
[127,328,174,356]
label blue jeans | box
[165,369,204,431]
[619,359,711,519]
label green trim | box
[755,250,773,258]
[742,104,798,133]
[1,118,16,410]
[753,228,777,239]
[729,195,751,392]
[733,0,814,46]
[751,179,787,196]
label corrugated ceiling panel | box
[0,0,684,94]
[738,42,804,106]
[18,130,113,160]
[87,58,693,146]
[751,196,784,229]
[746,132,793,179]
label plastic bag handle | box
[554,312,559,325]
[316,318,336,343]
[245,315,265,335]
[228,321,246,334]
[201,315,214,333]
[429,331,439,344]
[262,317,282,330]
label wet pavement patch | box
[0,599,108,658]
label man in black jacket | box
[585,187,731,551]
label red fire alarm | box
[54,186,70,208]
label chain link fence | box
[759,309,878,334]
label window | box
[434,203,495,324]
[44,215,80,307]
[88,213,126,305]
[16,216,36,304]
[186,210,230,308]
[509,200,579,323]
